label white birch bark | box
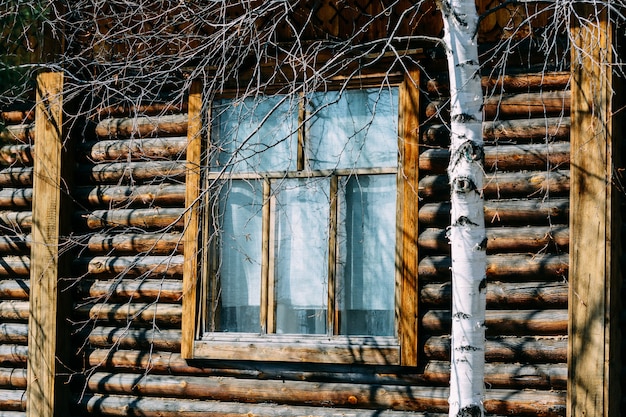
[438,0,487,416]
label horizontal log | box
[426,91,570,120]
[0,301,28,321]
[424,360,567,390]
[96,102,187,119]
[0,189,32,208]
[0,389,25,411]
[74,255,184,278]
[421,281,568,308]
[95,114,188,139]
[0,212,32,231]
[84,372,564,415]
[0,235,29,254]
[79,394,445,417]
[0,257,29,277]
[0,110,34,125]
[422,309,568,336]
[422,117,570,145]
[75,184,186,207]
[0,412,26,417]
[81,279,181,302]
[0,125,33,144]
[419,170,570,200]
[0,145,32,167]
[425,72,571,96]
[484,117,570,142]
[424,335,567,363]
[419,197,569,227]
[0,279,29,299]
[86,349,411,385]
[0,167,33,187]
[86,348,566,390]
[419,142,570,173]
[86,232,183,255]
[0,345,27,367]
[418,225,569,253]
[75,302,182,326]
[0,323,28,344]
[485,90,570,119]
[87,326,181,351]
[78,207,185,230]
[77,161,186,184]
[0,367,26,389]
[418,253,568,282]
[83,137,187,162]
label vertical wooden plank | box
[398,70,420,367]
[267,190,277,334]
[27,71,66,417]
[260,179,271,334]
[568,6,620,417]
[181,80,203,359]
[327,175,338,335]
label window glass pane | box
[212,95,298,173]
[307,87,398,170]
[337,174,396,336]
[214,180,264,332]
[274,178,329,335]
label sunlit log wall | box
[0,107,34,415]
[419,68,570,411]
[0,41,572,417]
[51,64,571,417]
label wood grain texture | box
[398,70,420,367]
[181,80,203,359]
[568,6,620,417]
[27,71,64,417]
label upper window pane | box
[306,87,399,170]
[212,95,299,173]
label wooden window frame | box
[182,71,419,366]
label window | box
[182,73,419,366]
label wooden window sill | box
[192,335,400,365]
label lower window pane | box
[273,178,329,334]
[337,174,396,336]
[214,180,263,332]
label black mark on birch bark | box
[454,216,478,227]
[457,405,482,417]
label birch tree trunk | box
[438,0,487,416]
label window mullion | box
[328,175,339,336]
[297,93,306,171]
[262,178,273,334]
[202,177,216,333]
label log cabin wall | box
[0,106,34,414]
[419,65,570,413]
[61,58,570,417]
[0,58,572,417]
[0,4,580,416]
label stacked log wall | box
[65,73,570,417]
[0,107,35,416]
[419,68,570,410]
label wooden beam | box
[181,80,203,359]
[568,6,621,417]
[27,71,68,417]
[398,69,420,366]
